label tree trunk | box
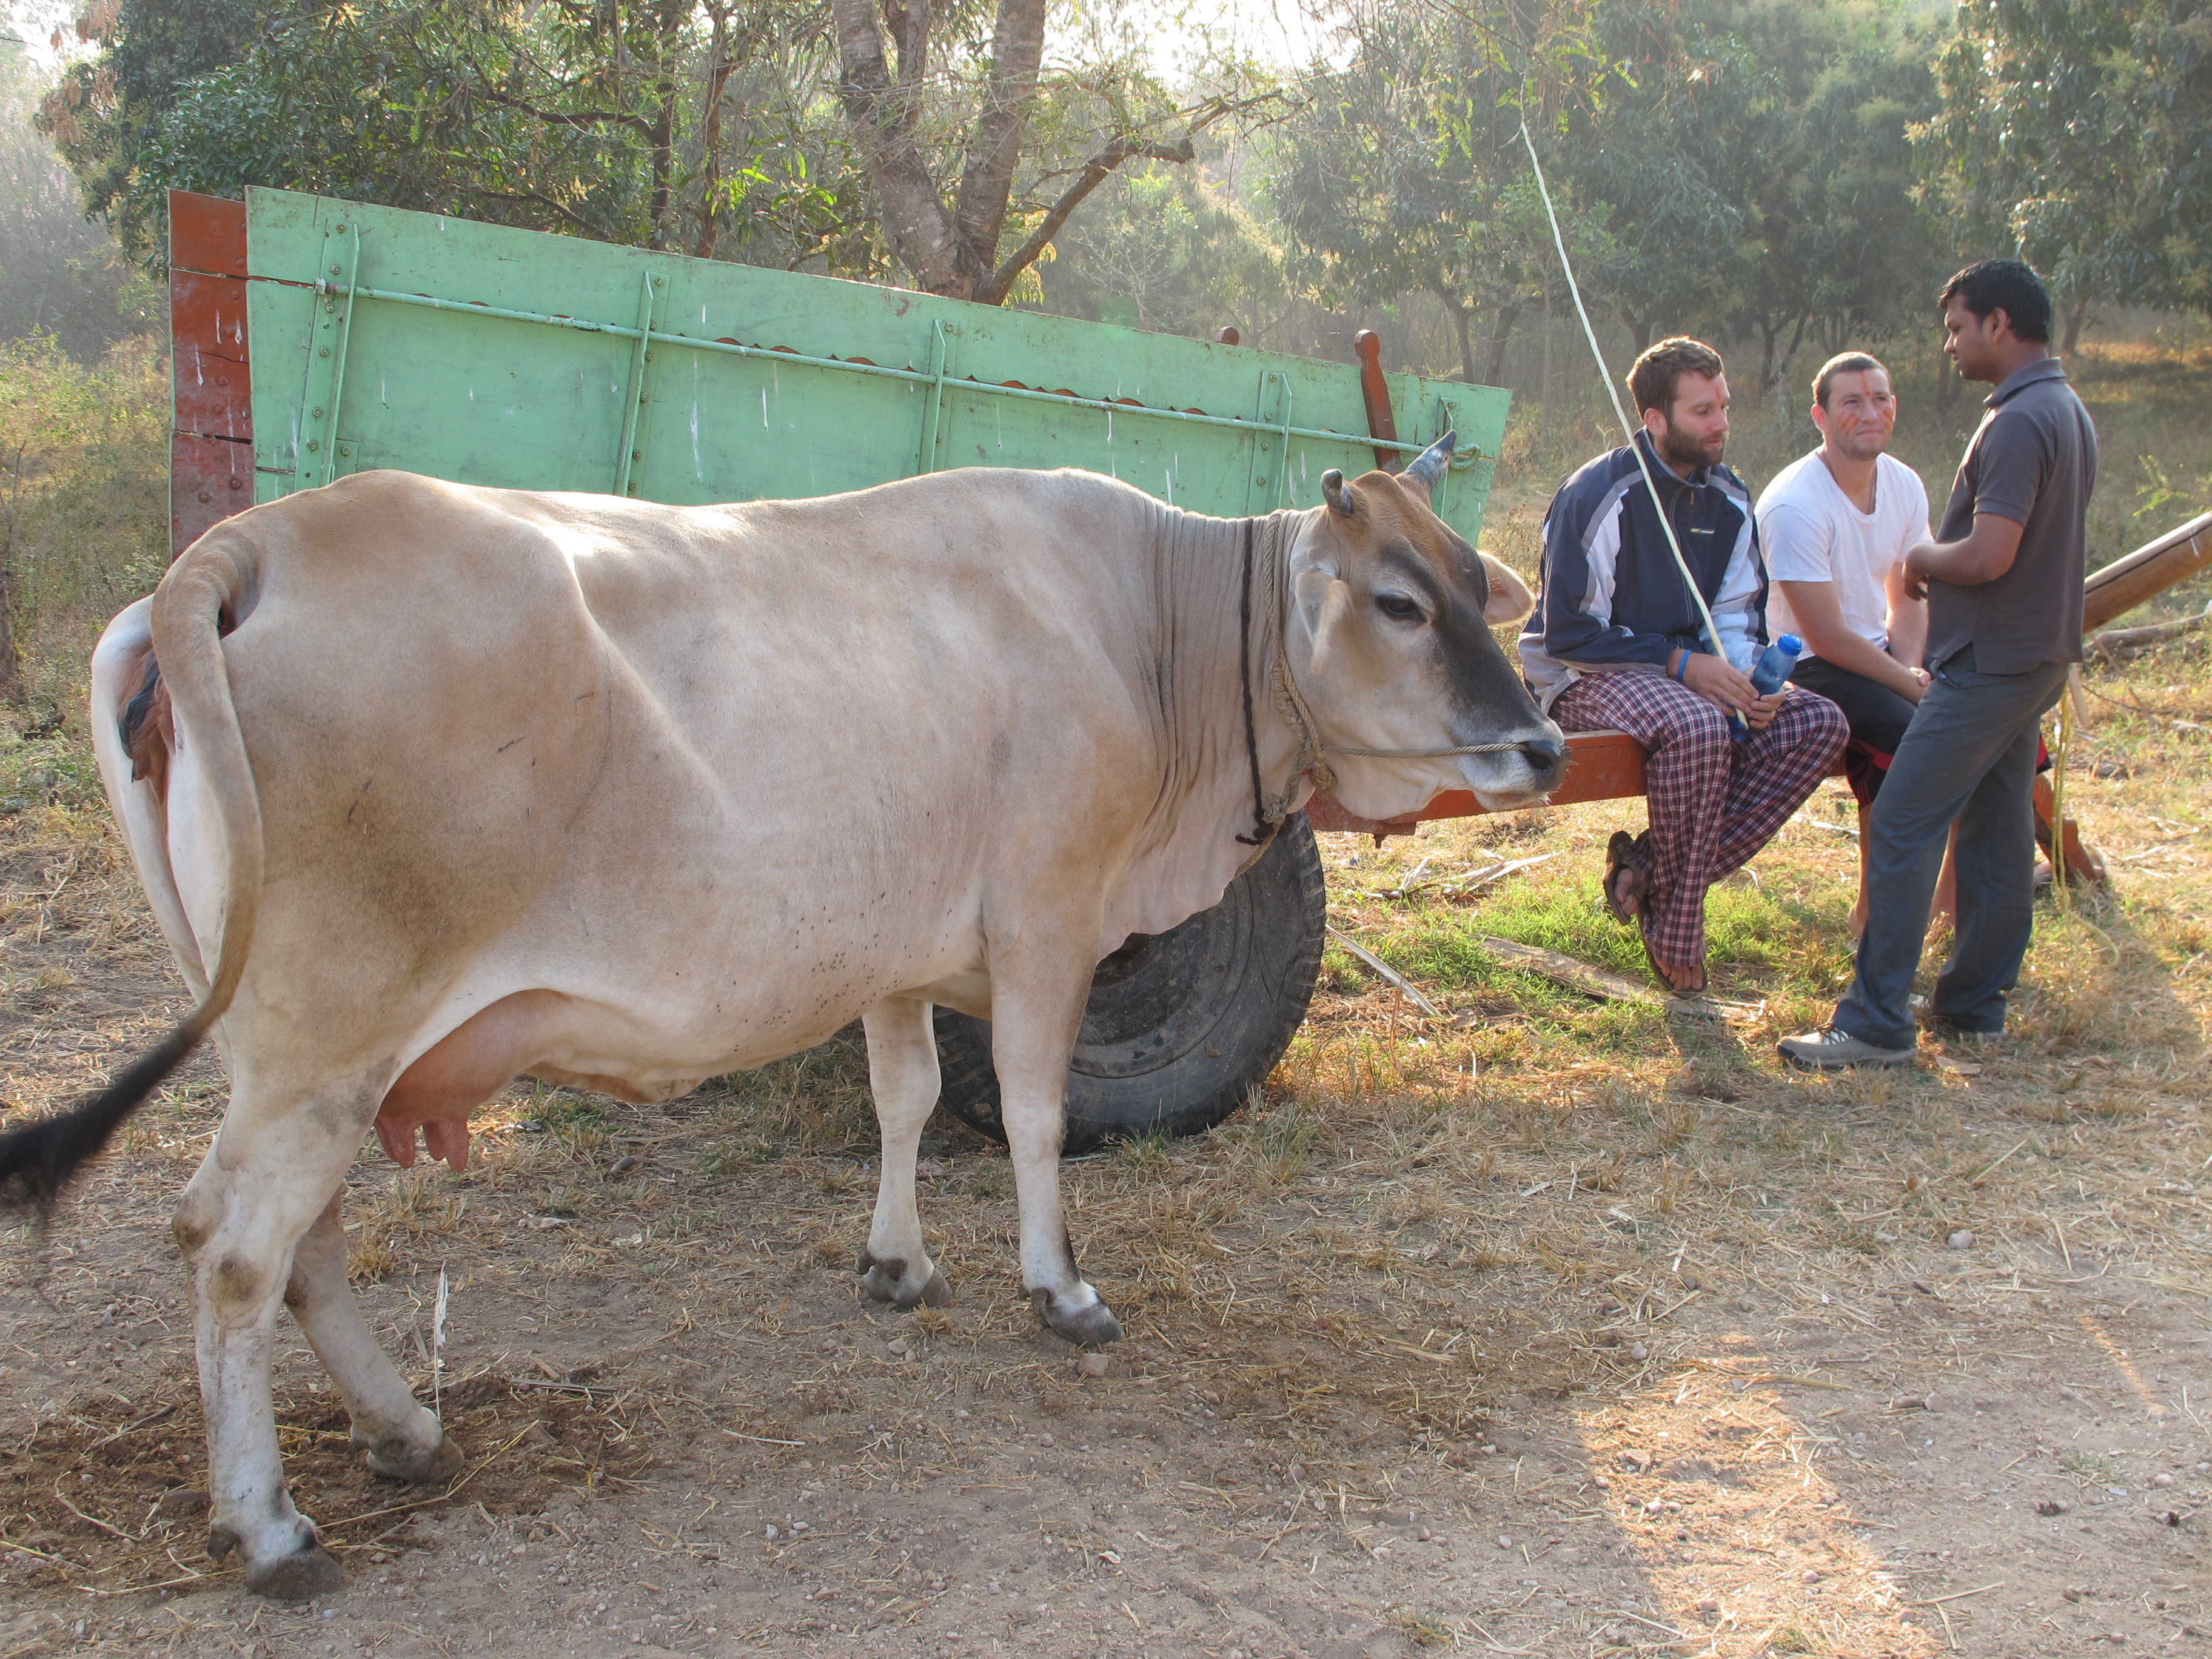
[1483,302,1520,387]
[1440,293,1476,384]
[830,0,972,295]
[1539,276,1555,441]
[953,0,1048,280]
[644,0,683,250]
[691,2,736,260]
[2062,294,2091,355]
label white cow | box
[0,437,1563,1597]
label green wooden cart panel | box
[244,188,1511,540]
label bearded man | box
[1521,337,1846,995]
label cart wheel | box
[934,813,1326,1155]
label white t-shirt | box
[1758,451,1931,660]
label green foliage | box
[1274,0,1608,385]
[0,38,161,356]
[1039,156,1289,338]
[41,0,883,270]
[1578,0,1949,386]
[0,330,167,702]
[1919,0,2212,341]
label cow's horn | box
[1321,469,1357,518]
[1402,430,1456,497]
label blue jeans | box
[1831,650,2070,1049]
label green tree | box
[1273,0,1607,386]
[39,0,880,266]
[0,35,158,353]
[1575,0,1946,389]
[1920,0,2212,348]
[828,0,1281,302]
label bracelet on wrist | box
[1671,651,1689,682]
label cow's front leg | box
[857,995,953,1309]
[173,1117,361,1600]
[989,957,1122,1347]
[286,1191,464,1483]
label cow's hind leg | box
[857,996,953,1309]
[991,962,1122,1348]
[286,1192,464,1483]
[172,1091,375,1600]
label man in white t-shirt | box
[1758,352,1932,934]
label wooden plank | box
[1306,730,1653,834]
[239,187,1510,543]
[169,192,252,557]
[169,189,246,277]
[2081,511,2212,632]
[171,432,253,556]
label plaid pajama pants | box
[1552,671,1849,970]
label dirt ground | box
[2,730,2210,1657]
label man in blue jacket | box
[1523,338,1847,994]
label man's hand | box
[1679,650,1762,718]
[1900,541,1932,602]
[1744,688,1789,730]
[1903,512,2026,598]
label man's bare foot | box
[1641,933,1706,996]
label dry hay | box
[0,1374,650,1599]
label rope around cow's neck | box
[1235,514,1527,845]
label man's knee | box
[1660,694,1734,751]
[1791,691,1851,754]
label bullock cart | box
[166,187,1518,1156]
[164,190,2206,1154]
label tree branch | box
[475,85,656,143]
[979,136,1191,306]
[978,90,1285,306]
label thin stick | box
[1912,1580,2006,1607]
[1325,927,1442,1019]
[1519,122,1735,703]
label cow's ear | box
[1479,552,1535,625]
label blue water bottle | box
[1733,633,1802,741]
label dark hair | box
[1627,337,1726,420]
[1813,351,1887,409]
[1939,260,2052,344]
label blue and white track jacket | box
[1518,431,1769,712]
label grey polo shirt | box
[1925,358,2099,674]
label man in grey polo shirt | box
[1781,260,2097,1068]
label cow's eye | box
[1374,591,1426,623]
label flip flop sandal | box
[1602,831,1646,924]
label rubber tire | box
[933,813,1327,1155]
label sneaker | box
[1917,1009,2002,1043]
[1777,1027,1917,1070]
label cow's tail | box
[0,541,263,1216]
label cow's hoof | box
[354,1427,466,1484]
[860,1251,950,1309]
[246,1543,346,1601]
[1031,1288,1123,1348]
